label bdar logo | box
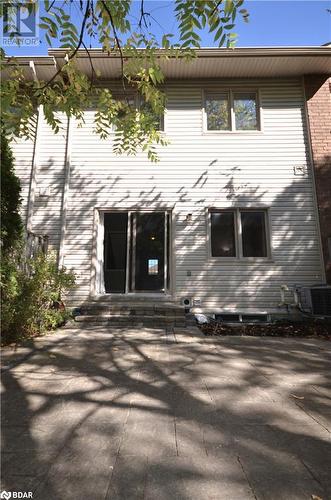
[1,492,12,499]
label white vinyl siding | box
[10,133,36,225]
[13,78,324,312]
[30,112,68,249]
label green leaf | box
[39,23,51,30]
[181,30,194,41]
[209,17,220,32]
[225,0,233,14]
[45,33,52,46]
[218,33,226,46]
[191,31,201,41]
[192,17,202,29]
[214,26,223,42]
[148,68,157,85]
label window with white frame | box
[204,90,260,131]
[210,209,269,258]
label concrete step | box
[80,309,186,318]
[88,296,176,305]
[81,302,183,309]
[75,314,187,327]
[75,300,188,328]
[79,303,185,316]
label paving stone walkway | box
[1,325,331,500]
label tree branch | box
[138,0,149,30]
[210,0,223,17]
[100,0,127,96]
[82,40,96,89]
[39,0,90,90]
[46,0,57,12]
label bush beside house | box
[1,134,75,344]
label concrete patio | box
[1,325,331,500]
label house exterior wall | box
[12,78,325,312]
[304,75,331,284]
[10,133,35,227]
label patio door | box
[103,211,169,293]
[103,213,128,293]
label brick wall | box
[304,75,331,284]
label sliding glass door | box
[103,213,128,293]
[133,212,165,291]
[103,211,169,294]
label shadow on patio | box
[1,326,331,499]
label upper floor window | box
[205,93,230,131]
[233,92,258,131]
[113,95,164,132]
[209,208,269,258]
[140,99,164,131]
[204,90,260,132]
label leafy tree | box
[1,0,248,161]
[0,132,23,252]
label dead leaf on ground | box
[290,394,305,400]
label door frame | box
[92,207,175,297]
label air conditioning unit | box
[297,286,331,316]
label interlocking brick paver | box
[1,326,331,499]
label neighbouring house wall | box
[13,78,324,312]
[304,75,331,284]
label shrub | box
[1,134,76,343]
[1,134,23,252]
[1,252,76,343]
[1,250,23,335]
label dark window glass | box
[241,211,267,257]
[104,213,128,293]
[242,314,268,323]
[106,233,127,270]
[114,97,134,118]
[140,100,164,131]
[135,213,165,291]
[233,92,258,130]
[210,211,236,257]
[206,94,230,130]
[215,314,240,322]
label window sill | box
[209,257,274,263]
[202,130,263,135]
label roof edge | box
[5,46,331,62]
[49,46,331,58]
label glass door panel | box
[104,213,128,293]
[134,212,165,291]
